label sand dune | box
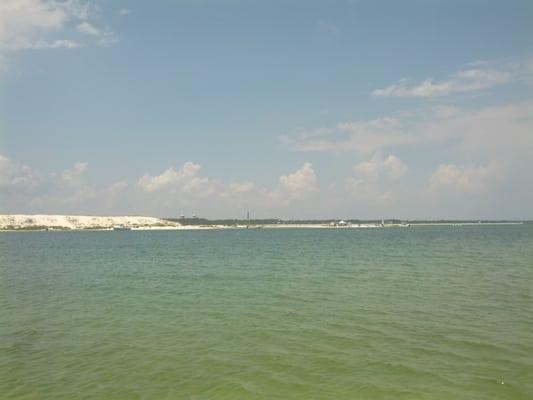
[0,215,179,230]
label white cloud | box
[0,153,41,190]
[118,8,129,16]
[0,155,129,214]
[282,117,416,154]
[136,162,226,200]
[137,162,203,193]
[224,182,255,196]
[0,0,116,68]
[77,21,99,35]
[0,151,529,218]
[0,0,90,50]
[372,68,510,97]
[429,163,502,193]
[77,21,117,46]
[134,162,314,215]
[137,162,321,212]
[61,161,88,185]
[0,155,247,214]
[345,154,407,204]
[282,101,533,165]
[181,175,214,197]
[419,101,533,162]
[6,37,80,49]
[353,154,407,180]
[279,162,319,199]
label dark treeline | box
[166,218,279,225]
[164,218,523,226]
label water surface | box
[1,226,532,399]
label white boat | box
[113,225,131,231]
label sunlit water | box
[1,225,532,399]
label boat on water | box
[244,210,263,229]
[246,225,263,229]
[113,225,131,231]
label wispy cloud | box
[345,154,407,204]
[77,21,118,47]
[429,163,502,194]
[77,21,100,36]
[0,153,41,192]
[281,101,533,162]
[61,162,88,186]
[0,0,89,50]
[281,117,416,154]
[353,154,407,180]
[372,68,510,97]
[0,0,117,70]
[4,38,81,50]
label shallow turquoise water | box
[1,226,532,399]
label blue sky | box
[1,0,532,219]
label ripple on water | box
[1,226,532,399]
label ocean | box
[1,225,532,399]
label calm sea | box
[1,225,532,399]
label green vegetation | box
[165,217,523,226]
[0,225,68,231]
[166,218,280,226]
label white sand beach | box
[0,215,180,230]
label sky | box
[1,0,532,219]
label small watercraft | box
[113,225,131,231]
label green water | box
[1,226,532,399]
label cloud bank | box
[1,149,528,219]
[281,101,533,162]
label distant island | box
[167,217,525,226]
[0,215,180,231]
[0,215,525,231]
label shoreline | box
[0,214,525,232]
[0,221,524,232]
